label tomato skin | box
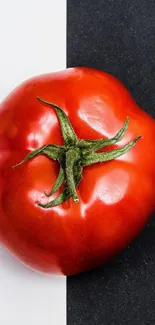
[0,67,155,275]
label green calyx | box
[13,97,142,208]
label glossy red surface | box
[0,67,155,275]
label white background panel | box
[0,1,66,324]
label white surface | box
[0,0,66,324]
[0,0,66,100]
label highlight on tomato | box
[0,67,155,275]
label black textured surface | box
[67,1,155,324]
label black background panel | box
[67,1,155,324]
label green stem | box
[38,163,82,208]
[65,149,80,202]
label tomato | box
[0,67,155,276]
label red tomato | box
[0,67,155,275]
